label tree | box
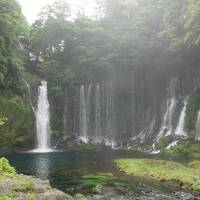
[0,0,29,92]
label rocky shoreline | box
[1,173,200,200]
[0,174,74,200]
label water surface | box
[6,150,197,199]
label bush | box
[0,91,34,151]
[166,140,200,159]
[157,136,170,152]
[0,157,16,175]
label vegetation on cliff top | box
[115,159,200,191]
[29,0,200,89]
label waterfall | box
[174,99,187,137]
[25,81,36,114]
[195,111,200,141]
[157,98,177,139]
[105,80,114,145]
[80,85,88,142]
[87,83,93,138]
[34,81,52,152]
[63,96,68,136]
[157,78,178,139]
[95,83,101,142]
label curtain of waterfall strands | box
[157,78,178,139]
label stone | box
[38,189,74,200]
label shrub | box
[157,136,170,152]
[0,157,16,175]
[166,140,200,159]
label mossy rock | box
[165,140,200,159]
[115,158,200,191]
[186,89,200,132]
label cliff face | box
[48,57,200,148]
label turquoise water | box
[6,150,149,192]
[6,150,197,199]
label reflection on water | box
[6,150,145,178]
[6,150,154,192]
[35,154,50,178]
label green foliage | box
[0,157,16,175]
[166,140,200,159]
[157,136,170,152]
[29,0,200,92]
[0,92,34,151]
[0,195,13,200]
[186,89,200,131]
[23,72,41,85]
[0,117,7,126]
[115,158,200,190]
[0,0,29,92]
[79,173,117,193]
[0,159,37,200]
[62,138,95,151]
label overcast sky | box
[18,0,96,24]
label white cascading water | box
[95,83,101,142]
[157,78,177,139]
[34,81,52,152]
[63,90,68,136]
[195,111,200,141]
[80,85,88,142]
[174,99,187,137]
[87,83,93,138]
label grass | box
[79,172,117,193]
[114,159,200,191]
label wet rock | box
[0,178,17,194]
[14,192,31,200]
[38,189,74,200]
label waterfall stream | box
[33,81,52,153]
[157,78,178,139]
[174,99,187,137]
[195,111,200,141]
[95,83,101,142]
[80,85,88,142]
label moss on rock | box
[114,158,200,191]
[165,140,200,159]
[186,89,200,132]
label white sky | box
[18,0,96,24]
